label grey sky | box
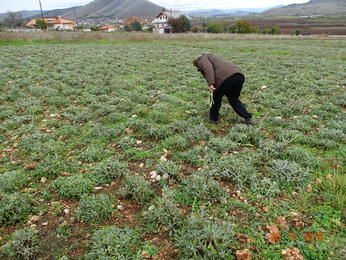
[0,0,309,13]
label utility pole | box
[39,0,44,21]
[74,7,79,30]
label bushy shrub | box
[0,170,28,194]
[183,124,212,141]
[0,227,39,259]
[92,123,124,139]
[209,154,259,191]
[181,171,228,202]
[262,26,281,34]
[119,174,154,202]
[311,128,345,149]
[79,146,110,163]
[253,177,281,198]
[161,135,190,151]
[142,187,183,235]
[266,160,312,189]
[34,155,72,179]
[207,136,238,154]
[77,193,114,224]
[174,213,234,258]
[156,160,182,180]
[87,157,128,185]
[117,136,136,150]
[143,124,173,140]
[85,226,142,259]
[0,193,32,227]
[178,145,213,166]
[228,124,262,147]
[54,175,94,199]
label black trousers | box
[209,73,252,121]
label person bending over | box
[193,54,253,125]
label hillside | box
[0,0,163,21]
[261,0,346,16]
[62,0,162,19]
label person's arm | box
[198,56,216,89]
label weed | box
[266,160,312,190]
[54,175,94,199]
[119,174,154,202]
[0,193,32,227]
[156,160,182,180]
[87,157,128,185]
[173,213,234,259]
[143,187,183,235]
[85,226,142,259]
[77,193,114,224]
[181,171,229,202]
[0,227,39,260]
[0,170,28,194]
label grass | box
[0,33,345,259]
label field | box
[250,16,346,35]
[0,34,345,259]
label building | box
[26,16,75,30]
[99,25,117,32]
[151,10,191,34]
[120,17,148,29]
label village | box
[22,10,191,34]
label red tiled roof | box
[99,25,116,30]
[122,17,148,25]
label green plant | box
[0,170,28,194]
[266,160,312,190]
[228,124,262,147]
[79,146,110,163]
[142,187,183,235]
[119,174,154,202]
[54,175,94,199]
[130,19,142,31]
[181,171,228,202]
[156,160,182,180]
[85,226,142,259]
[207,21,223,33]
[0,193,32,227]
[209,154,259,191]
[77,193,114,224]
[87,157,128,185]
[0,227,39,259]
[173,213,234,258]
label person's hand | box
[209,85,216,92]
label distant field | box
[251,16,346,35]
[0,36,345,259]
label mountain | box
[261,0,346,16]
[185,7,280,18]
[62,0,162,19]
[0,10,41,21]
[0,0,163,21]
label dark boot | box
[241,117,254,125]
[205,117,219,124]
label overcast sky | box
[0,0,309,13]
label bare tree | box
[3,11,25,28]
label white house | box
[152,10,185,34]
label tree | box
[3,11,24,28]
[206,21,223,33]
[35,19,47,30]
[262,26,281,35]
[180,15,191,33]
[230,20,258,34]
[130,19,142,31]
[168,17,183,33]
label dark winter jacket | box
[197,54,243,90]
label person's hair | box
[193,57,198,68]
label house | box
[120,17,148,29]
[152,10,189,34]
[99,25,117,32]
[26,16,75,31]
